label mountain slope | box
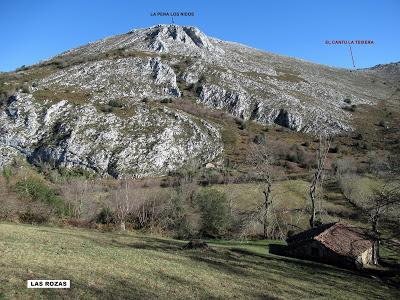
[0,24,399,177]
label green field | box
[1,223,399,299]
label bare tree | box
[309,134,331,228]
[247,143,276,238]
[61,179,90,219]
[221,162,237,217]
[225,184,240,219]
[238,197,291,240]
[364,152,400,235]
[356,182,399,263]
[0,173,21,220]
[132,188,166,230]
[176,161,199,196]
[113,180,134,231]
[367,184,400,233]
[334,157,357,182]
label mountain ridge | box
[0,24,398,177]
[43,25,399,76]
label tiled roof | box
[287,223,375,258]
[286,223,336,244]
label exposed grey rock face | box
[0,93,222,178]
[145,25,221,54]
[40,56,181,102]
[1,24,398,175]
[198,84,251,119]
[274,109,302,131]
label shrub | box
[185,83,195,91]
[64,218,94,228]
[314,218,323,227]
[377,120,388,128]
[96,207,115,224]
[196,189,230,238]
[18,83,30,93]
[234,117,247,130]
[99,104,113,113]
[253,133,266,145]
[19,210,49,224]
[16,65,29,72]
[2,167,13,184]
[200,170,224,186]
[55,60,66,69]
[221,127,239,151]
[332,158,357,178]
[163,191,197,239]
[361,143,370,150]
[286,144,315,168]
[343,98,351,104]
[0,87,15,105]
[160,98,173,103]
[173,216,195,239]
[108,99,124,108]
[57,167,94,179]
[342,104,356,112]
[328,145,340,153]
[15,177,64,215]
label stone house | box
[286,223,378,269]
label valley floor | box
[0,223,399,299]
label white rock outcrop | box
[0,93,223,177]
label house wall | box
[360,247,373,265]
[286,240,356,269]
[354,247,375,269]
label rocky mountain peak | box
[146,25,210,50]
[63,24,224,59]
[142,24,223,54]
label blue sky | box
[0,0,399,71]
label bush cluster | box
[19,210,49,224]
[96,207,115,224]
[160,98,173,103]
[108,99,124,108]
[234,117,247,130]
[342,104,357,112]
[15,177,64,215]
[284,144,315,168]
[196,189,230,238]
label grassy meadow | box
[1,223,399,300]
